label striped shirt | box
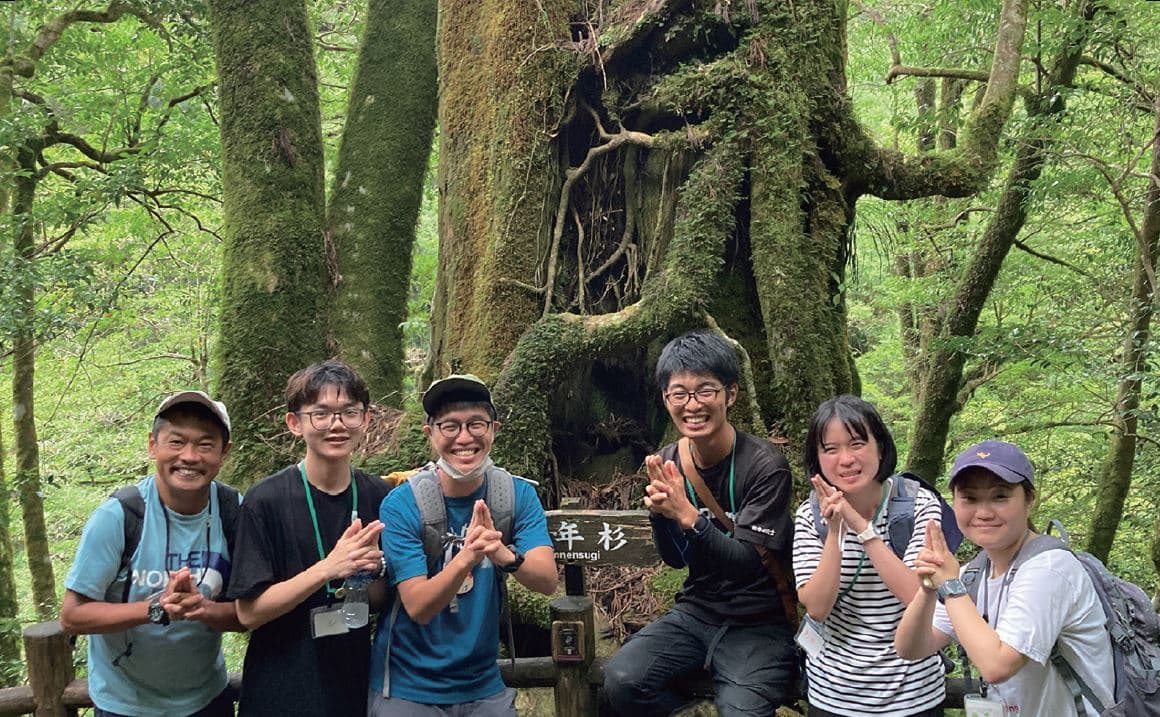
[793,479,945,716]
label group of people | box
[59,330,1116,717]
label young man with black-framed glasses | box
[603,330,799,716]
[227,359,391,716]
[368,373,557,716]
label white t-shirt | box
[932,549,1115,717]
[793,478,946,716]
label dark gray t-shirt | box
[654,430,794,624]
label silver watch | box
[937,577,968,604]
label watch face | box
[149,599,168,625]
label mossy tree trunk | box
[326,0,437,405]
[210,0,329,485]
[903,0,1097,482]
[212,1,439,477]
[11,147,56,619]
[1086,95,1160,563]
[0,413,20,682]
[427,0,1028,489]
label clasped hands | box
[458,500,518,568]
[642,454,700,530]
[810,474,871,536]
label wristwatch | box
[854,523,880,544]
[498,546,525,574]
[683,514,710,538]
[147,595,170,626]
[937,577,968,604]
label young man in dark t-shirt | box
[603,331,798,716]
[227,360,390,716]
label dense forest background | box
[1,0,1157,687]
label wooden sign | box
[544,509,658,567]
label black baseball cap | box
[422,374,494,418]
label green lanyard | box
[298,461,358,595]
[683,431,738,528]
[836,479,890,603]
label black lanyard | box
[298,462,357,595]
[157,483,211,588]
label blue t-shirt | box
[64,476,236,716]
[369,472,552,703]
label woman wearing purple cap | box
[895,440,1115,717]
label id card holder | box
[310,604,349,639]
[963,694,1005,717]
[795,615,825,659]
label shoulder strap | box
[677,438,733,531]
[214,481,242,559]
[485,467,516,545]
[810,490,827,544]
[112,485,146,603]
[408,466,447,575]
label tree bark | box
[326,0,437,405]
[0,407,22,683]
[12,147,56,619]
[211,0,329,486]
[904,0,1097,482]
[425,0,1027,485]
[1086,94,1160,563]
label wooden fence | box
[0,505,968,716]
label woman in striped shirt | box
[793,395,945,716]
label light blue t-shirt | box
[64,476,235,716]
[369,472,552,704]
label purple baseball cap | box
[949,440,1034,487]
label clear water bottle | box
[341,572,371,628]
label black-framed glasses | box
[432,419,493,438]
[298,408,367,430]
[664,386,724,407]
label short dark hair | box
[285,359,370,412]
[804,394,897,483]
[655,330,739,391]
[152,404,230,444]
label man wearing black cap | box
[368,374,557,716]
[60,391,242,717]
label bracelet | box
[375,554,387,579]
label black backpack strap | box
[213,481,241,561]
[112,485,146,603]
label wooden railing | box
[0,504,968,716]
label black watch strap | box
[498,546,524,574]
[148,595,170,626]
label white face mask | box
[437,455,493,483]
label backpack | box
[961,521,1160,716]
[379,464,519,697]
[809,471,963,558]
[113,480,242,602]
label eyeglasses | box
[664,386,725,406]
[432,419,493,438]
[297,408,367,430]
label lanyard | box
[836,479,890,603]
[298,461,358,595]
[158,482,211,588]
[968,529,1032,697]
[683,431,738,520]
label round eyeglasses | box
[663,386,724,407]
[432,419,493,438]
[297,408,367,430]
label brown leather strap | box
[678,436,798,628]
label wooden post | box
[23,621,72,717]
[550,596,596,717]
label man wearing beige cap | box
[60,391,243,717]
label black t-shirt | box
[657,429,794,624]
[227,464,390,717]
